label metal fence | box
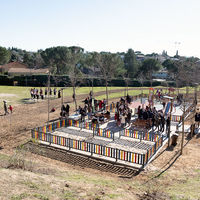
[119,129,160,142]
[31,130,146,166]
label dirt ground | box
[0,89,200,200]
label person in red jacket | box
[9,105,13,113]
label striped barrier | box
[142,132,160,142]
[120,129,142,140]
[32,119,68,136]
[93,144,116,158]
[70,139,92,152]
[52,135,68,146]
[171,115,182,122]
[107,103,116,113]
[83,121,99,130]
[32,129,39,139]
[120,129,160,142]
[67,119,100,131]
[117,150,144,165]
[68,119,81,128]
[145,135,163,163]
[31,130,147,166]
[31,116,165,166]
[94,128,114,140]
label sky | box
[0,0,200,57]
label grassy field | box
[0,85,196,106]
[0,86,123,105]
[0,86,146,105]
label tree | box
[93,52,125,104]
[162,59,178,80]
[124,49,139,78]
[175,60,197,88]
[23,52,35,67]
[139,58,161,86]
[67,47,84,111]
[0,46,10,65]
[41,46,72,74]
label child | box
[9,105,13,113]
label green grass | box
[0,86,126,105]
[11,193,29,200]
[0,85,197,107]
[166,173,200,200]
[95,89,148,100]
[33,193,49,200]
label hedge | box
[0,74,176,87]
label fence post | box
[80,120,82,131]
[31,129,33,139]
[69,138,71,150]
[146,150,149,164]
[143,154,145,167]
[116,148,118,162]
[140,132,143,142]
[49,133,52,145]
[91,143,93,156]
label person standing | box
[160,114,165,132]
[30,88,33,99]
[33,88,36,99]
[9,105,13,113]
[60,104,66,117]
[54,88,57,97]
[66,104,70,117]
[3,101,9,115]
[127,110,132,126]
[58,90,61,98]
[40,88,44,100]
[45,88,48,98]
[166,116,170,136]
[36,89,39,100]
[121,114,126,128]
[49,88,52,96]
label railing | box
[119,129,160,142]
[184,103,195,119]
[35,119,67,133]
[31,116,164,167]
[145,135,163,162]
[171,115,182,123]
[94,128,114,140]
[31,130,146,166]
[107,102,117,113]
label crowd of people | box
[30,88,61,100]
[79,93,108,122]
[114,96,132,128]
[137,105,170,133]
[60,104,70,117]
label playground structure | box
[31,88,195,170]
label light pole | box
[61,88,64,107]
[181,100,186,155]
[192,83,198,138]
[168,97,174,148]
[47,71,50,125]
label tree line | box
[0,45,200,88]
